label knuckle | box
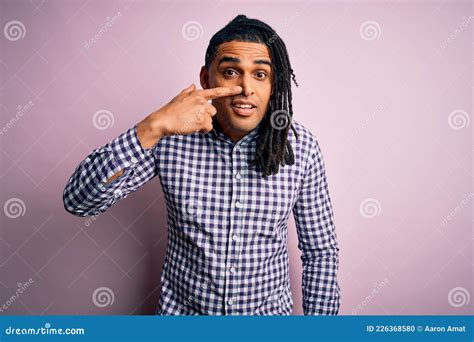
[205,105,215,115]
[195,112,205,124]
[202,124,212,133]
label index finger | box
[198,86,242,100]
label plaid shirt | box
[63,119,341,315]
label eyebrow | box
[217,56,272,68]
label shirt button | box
[235,172,241,180]
[235,200,242,208]
[130,156,138,164]
[232,234,239,241]
[229,266,236,274]
[228,298,234,305]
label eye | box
[223,69,238,78]
[255,71,268,79]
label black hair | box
[204,14,299,178]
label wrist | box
[151,107,172,138]
[136,116,163,149]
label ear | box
[199,66,210,90]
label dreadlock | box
[204,14,299,178]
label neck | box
[213,117,244,142]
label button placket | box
[226,198,241,314]
[224,144,245,314]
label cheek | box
[207,72,223,87]
[258,85,272,109]
[257,80,272,97]
[211,98,228,110]
[211,74,231,87]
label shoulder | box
[287,119,330,179]
[288,119,321,157]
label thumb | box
[181,83,196,94]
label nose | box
[239,74,254,97]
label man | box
[63,14,341,315]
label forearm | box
[102,112,166,185]
[63,125,159,217]
[302,246,341,315]
[293,138,341,315]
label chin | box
[232,120,260,133]
[218,109,262,131]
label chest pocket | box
[163,172,230,236]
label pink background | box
[0,0,472,315]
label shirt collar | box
[210,117,260,146]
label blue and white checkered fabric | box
[63,119,341,315]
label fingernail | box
[233,86,242,92]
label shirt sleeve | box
[63,124,159,217]
[292,140,341,315]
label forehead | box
[213,41,271,65]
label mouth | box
[231,103,257,117]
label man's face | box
[200,41,273,142]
